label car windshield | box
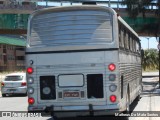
[4,76,23,81]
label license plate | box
[63,91,80,98]
[9,89,16,92]
[7,83,13,87]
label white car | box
[1,73,27,97]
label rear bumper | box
[1,87,27,94]
[28,104,120,118]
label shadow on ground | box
[47,116,129,120]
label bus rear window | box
[4,76,23,81]
[30,10,113,47]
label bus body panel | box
[26,50,120,111]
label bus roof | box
[118,16,139,38]
[30,5,117,18]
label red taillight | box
[1,82,4,87]
[108,63,116,71]
[27,67,33,74]
[110,95,116,103]
[21,82,26,86]
[28,97,35,104]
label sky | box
[140,37,159,50]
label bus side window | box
[136,40,140,53]
[129,35,133,51]
[119,24,122,47]
[128,33,132,51]
[132,37,136,52]
[120,27,124,48]
[126,31,129,50]
[124,30,129,50]
[123,30,127,49]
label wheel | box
[136,85,142,101]
[2,94,6,97]
[136,94,141,101]
[51,112,58,120]
[52,116,58,120]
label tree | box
[121,0,160,37]
[121,0,153,18]
[142,49,159,70]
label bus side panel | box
[119,50,141,111]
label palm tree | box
[122,0,160,71]
[142,49,159,70]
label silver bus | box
[26,5,142,118]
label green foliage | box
[121,0,153,18]
[121,0,160,36]
[142,49,159,71]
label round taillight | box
[27,67,33,74]
[28,97,35,104]
[108,64,116,71]
[109,85,117,92]
[28,88,34,94]
[28,77,34,84]
[29,60,34,65]
[109,74,116,81]
[110,95,116,103]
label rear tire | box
[51,112,58,120]
[2,94,6,97]
[136,94,141,101]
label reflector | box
[1,82,4,86]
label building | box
[0,35,26,72]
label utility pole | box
[108,0,110,7]
[147,37,150,50]
[117,0,119,10]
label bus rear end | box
[26,6,120,118]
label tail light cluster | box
[1,82,4,87]
[21,82,27,86]
[108,63,117,103]
[108,63,116,71]
[27,67,33,74]
[110,95,116,103]
[28,97,35,105]
[27,60,35,105]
